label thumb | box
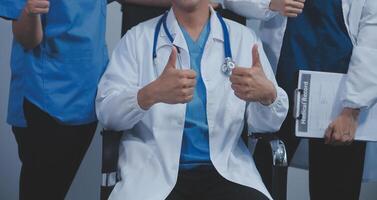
[252,44,262,68]
[165,46,177,69]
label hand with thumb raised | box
[229,45,277,105]
[137,46,197,110]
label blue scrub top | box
[7,0,109,127]
[179,20,212,169]
[0,0,25,20]
[276,0,353,98]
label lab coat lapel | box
[159,9,190,70]
[201,6,226,85]
[202,7,231,135]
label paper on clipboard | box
[294,70,377,142]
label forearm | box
[12,9,43,50]
[119,0,171,7]
[247,39,289,132]
[96,87,148,131]
[224,0,276,20]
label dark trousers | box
[309,139,366,200]
[165,166,269,200]
[12,99,97,200]
[254,115,366,200]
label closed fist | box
[25,0,50,16]
[230,45,276,105]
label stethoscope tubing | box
[152,11,234,77]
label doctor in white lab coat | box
[96,1,288,199]
[225,0,377,199]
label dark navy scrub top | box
[276,0,353,99]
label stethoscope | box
[152,11,236,76]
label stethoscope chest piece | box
[222,57,236,76]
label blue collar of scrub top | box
[152,11,235,76]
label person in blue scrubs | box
[5,0,186,199]
[9,0,108,199]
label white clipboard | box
[294,70,377,142]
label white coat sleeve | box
[96,28,147,131]
[343,0,377,109]
[246,33,289,133]
[224,0,278,20]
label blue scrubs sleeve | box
[0,0,26,20]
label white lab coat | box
[225,0,377,181]
[96,7,288,200]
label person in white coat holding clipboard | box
[225,0,377,199]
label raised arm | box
[96,27,196,131]
[245,39,288,133]
[12,0,49,50]
[229,29,288,133]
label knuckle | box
[189,88,194,94]
[183,90,191,96]
[177,97,185,103]
[177,71,185,78]
[180,90,187,96]
[178,79,186,86]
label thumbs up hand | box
[230,45,277,105]
[25,0,50,16]
[137,46,196,110]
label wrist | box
[260,84,277,106]
[269,0,278,11]
[342,107,360,119]
[24,7,37,17]
[137,83,159,110]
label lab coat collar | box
[159,6,224,51]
